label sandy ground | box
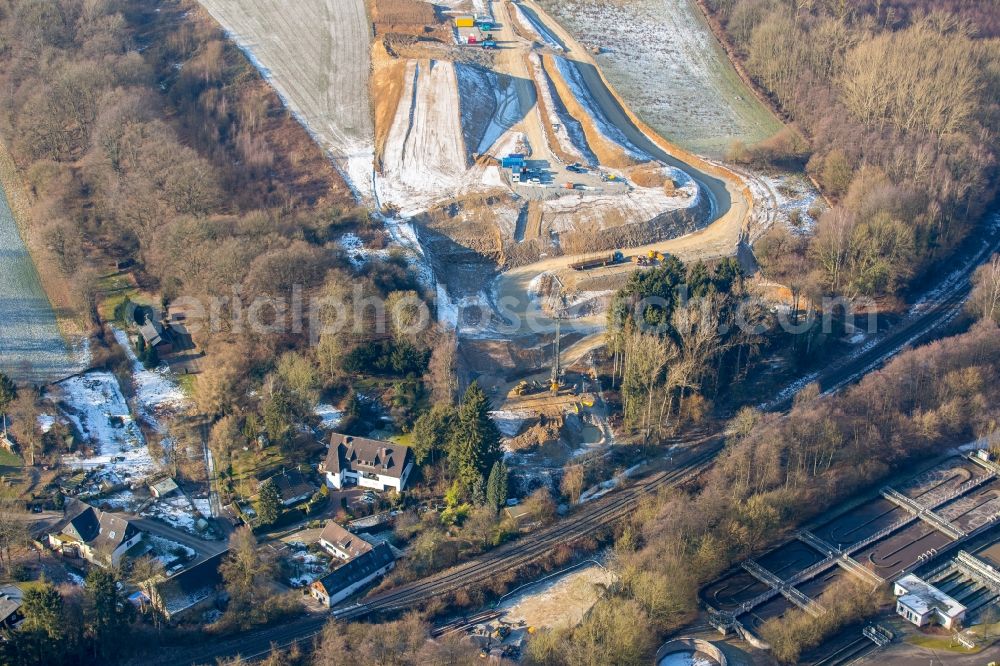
[197,0,375,198]
[498,561,615,629]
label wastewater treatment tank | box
[655,638,726,666]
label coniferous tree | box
[447,382,502,500]
[85,568,133,660]
[255,477,282,526]
[486,460,508,511]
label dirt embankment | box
[371,38,408,169]
[539,53,637,170]
[527,53,583,165]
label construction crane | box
[550,316,562,392]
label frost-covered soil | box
[456,64,522,155]
[0,183,88,384]
[538,0,782,158]
[542,168,697,232]
[197,0,375,198]
[110,326,188,433]
[513,2,564,51]
[528,53,593,164]
[376,59,515,216]
[54,371,160,487]
[553,55,648,162]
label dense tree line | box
[606,257,767,435]
[0,569,135,665]
[0,0,452,447]
[714,0,1000,301]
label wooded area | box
[715,0,1000,302]
[529,309,1000,662]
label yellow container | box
[455,16,475,27]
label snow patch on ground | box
[490,410,534,437]
[378,60,469,215]
[497,560,613,630]
[552,56,649,162]
[761,173,825,232]
[142,494,202,536]
[285,544,331,588]
[513,3,563,50]
[315,403,344,430]
[147,534,196,565]
[110,326,188,432]
[542,170,697,232]
[455,64,522,155]
[529,52,592,164]
[55,372,160,486]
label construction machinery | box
[647,249,665,261]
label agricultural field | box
[537,0,783,158]
[0,183,85,384]
[197,0,376,198]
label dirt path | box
[197,0,375,198]
[492,0,755,335]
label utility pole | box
[550,316,562,393]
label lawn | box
[907,621,1000,654]
[0,447,23,476]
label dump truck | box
[455,16,475,27]
[570,250,625,271]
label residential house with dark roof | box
[310,542,395,607]
[0,585,23,631]
[152,550,227,622]
[271,469,316,507]
[321,434,414,492]
[317,521,372,561]
[47,500,143,568]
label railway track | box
[160,442,721,665]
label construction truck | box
[510,380,530,397]
[569,250,625,271]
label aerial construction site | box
[195,0,805,471]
